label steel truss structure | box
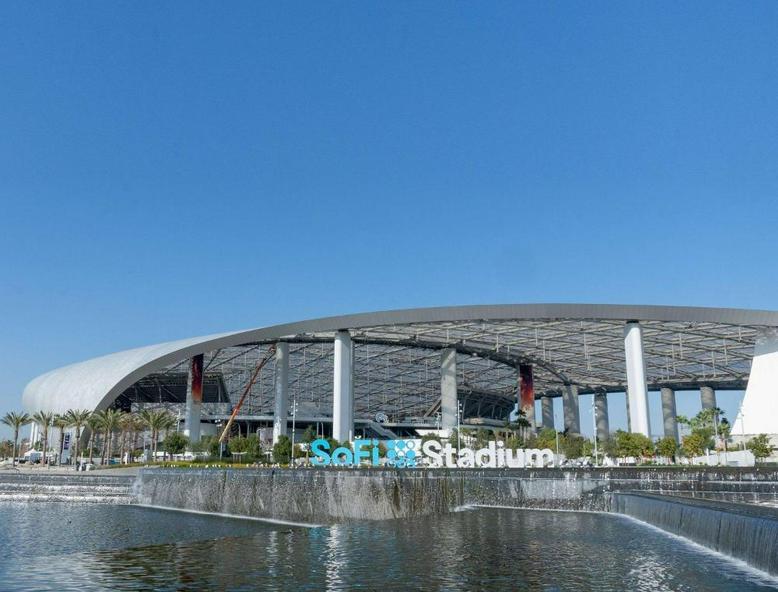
[24,305,776,431]
[114,317,759,426]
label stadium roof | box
[22,304,777,420]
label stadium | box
[21,304,778,449]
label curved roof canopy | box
[22,304,777,418]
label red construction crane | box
[218,344,277,444]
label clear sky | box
[1,3,777,439]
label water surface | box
[0,503,775,591]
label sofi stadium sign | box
[310,438,555,468]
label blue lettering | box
[311,439,332,466]
[331,447,354,466]
[354,440,374,466]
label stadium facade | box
[21,304,778,447]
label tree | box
[613,430,653,460]
[747,434,773,464]
[138,409,173,460]
[228,435,261,460]
[534,428,557,450]
[678,408,724,451]
[119,412,139,463]
[0,440,13,459]
[64,409,92,466]
[100,409,124,463]
[163,432,189,457]
[31,411,55,467]
[53,415,68,464]
[560,434,586,459]
[1,412,31,466]
[301,425,317,444]
[655,437,677,461]
[86,411,105,464]
[273,435,292,464]
[682,431,707,458]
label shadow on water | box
[1,503,777,591]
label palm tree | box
[86,411,105,464]
[118,412,137,464]
[63,409,92,467]
[100,409,123,464]
[139,409,172,461]
[31,411,55,467]
[1,412,31,466]
[53,415,68,465]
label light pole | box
[456,401,463,453]
[290,399,298,468]
[216,420,224,460]
[592,396,599,465]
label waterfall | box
[0,473,134,504]
[134,468,459,524]
[613,493,778,577]
[133,467,778,524]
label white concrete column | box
[30,422,39,448]
[624,322,651,437]
[184,354,204,444]
[661,386,679,442]
[595,393,609,442]
[541,396,554,430]
[440,348,458,431]
[562,384,580,434]
[333,331,354,442]
[272,342,290,444]
[732,328,778,438]
[700,385,717,410]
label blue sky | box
[1,3,777,439]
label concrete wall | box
[135,467,778,524]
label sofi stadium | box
[21,304,778,448]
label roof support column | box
[624,322,651,437]
[272,342,289,445]
[541,396,554,430]
[595,393,609,442]
[519,364,536,429]
[440,348,458,431]
[333,331,354,442]
[661,387,679,443]
[184,354,204,444]
[700,385,717,411]
[563,384,580,435]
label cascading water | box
[133,467,778,524]
[613,493,778,577]
[0,473,135,503]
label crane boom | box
[218,344,277,444]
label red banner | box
[191,354,204,403]
[519,364,534,425]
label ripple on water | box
[0,503,776,591]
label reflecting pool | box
[0,503,775,591]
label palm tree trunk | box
[58,431,64,465]
[42,428,48,468]
[12,427,18,466]
[74,427,81,467]
[87,431,94,463]
[106,432,113,464]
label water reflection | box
[0,503,776,591]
